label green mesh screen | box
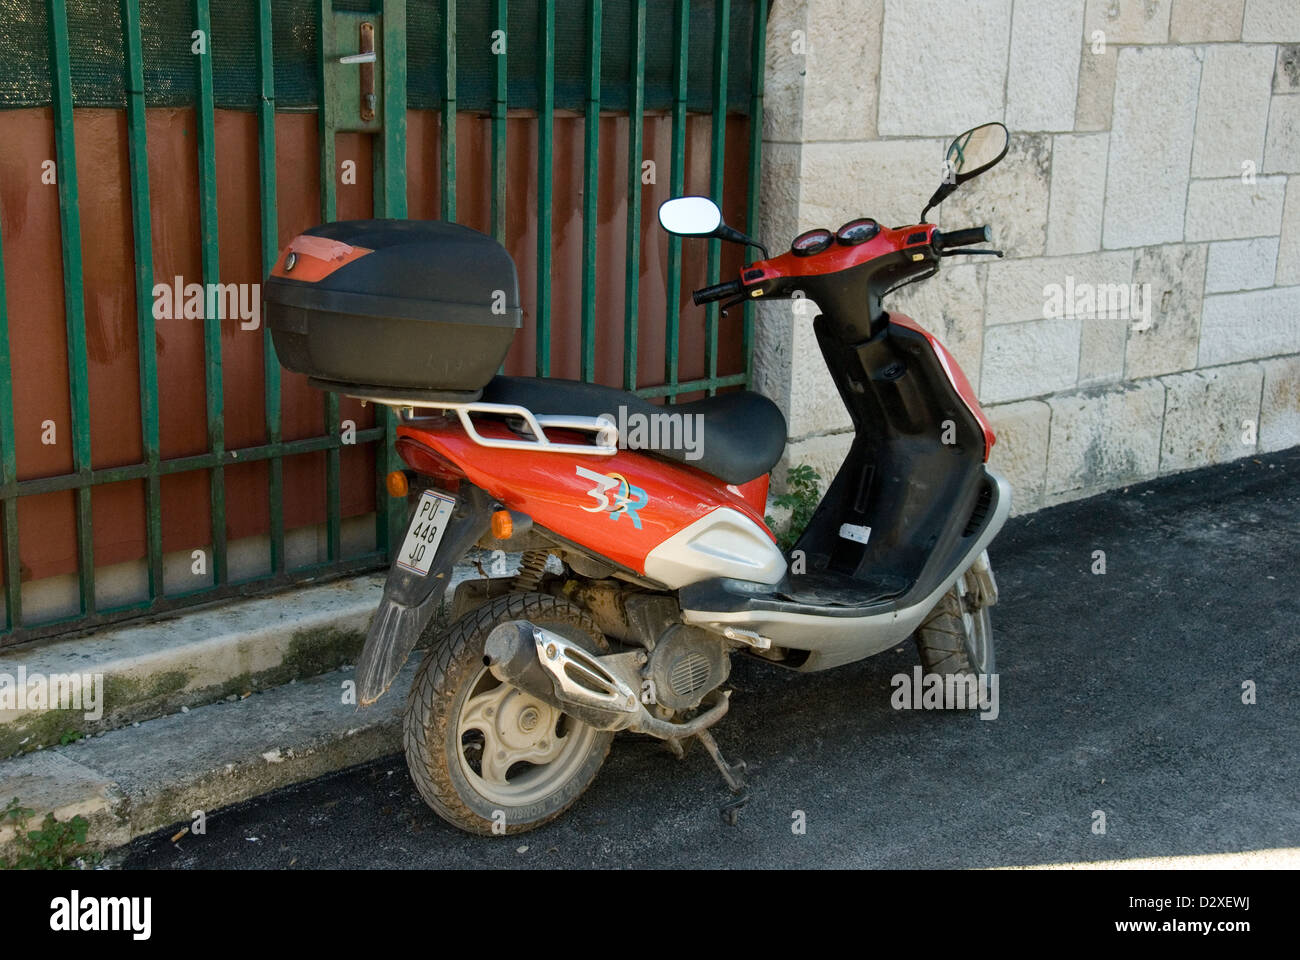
[0,0,758,114]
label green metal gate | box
[0,0,769,647]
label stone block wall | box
[757,0,1300,513]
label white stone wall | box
[758,0,1300,513]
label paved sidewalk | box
[119,447,1300,869]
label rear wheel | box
[915,567,996,678]
[403,592,614,835]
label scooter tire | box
[914,573,997,680]
[403,591,614,836]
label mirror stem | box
[920,181,957,223]
[714,223,769,260]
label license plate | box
[395,490,456,576]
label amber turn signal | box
[385,470,409,498]
[491,510,513,540]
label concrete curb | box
[0,660,415,860]
[0,574,389,758]
[0,547,534,859]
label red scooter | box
[266,122,1013,835]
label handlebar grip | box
[692,279,742,306]
[934,226,991,250]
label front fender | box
[355,485,495,705]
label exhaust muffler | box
[483,620,730,738]
[484,620,640,730]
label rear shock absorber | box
[512,549,549,591]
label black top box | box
[265,220,521,402]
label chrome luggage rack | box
[345,389,619,457]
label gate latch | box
[336,21,377,121]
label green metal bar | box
[377,410,405,557]
[48,0,95,615]
[256,0,285,575]
[664,0,689,398]
[193,0,227,585]
[376,405,406,557]
[622,0,646,392]
[489,0,507,244]
[579,0,601,383]
[0,500,15,630]
[316,2,339,560]
[377,0,409,557]
[378,0,409,220]
[536,0,554,377]
[743,0,766,390]
[317,4,337,224]
[0,427,388,500]
[121,0,164,601]
[316,2,338,563]
[441,0,456,222]
[636,372,746,400]
[324,392,341,562]
[0,187,20,629]
[705,0,731,397]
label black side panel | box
[794,316,986,608]
[356,486,495,705]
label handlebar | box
[692,279,743,305]
[933,225,991,252]
[692,224,992,304]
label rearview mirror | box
[657,195,770,259]
[657,196,723,236]
[921,121,1010,222]
[945,122,1010,184]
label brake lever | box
[717,293,749,317]
[941,248,1004,258]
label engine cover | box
[646,624,730,711]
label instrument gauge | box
[791,228,834,257]
[836,218,880,246]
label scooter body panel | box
[395,420,781,587]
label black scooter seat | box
[481,376,787,485]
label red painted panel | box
[397,420,775,576]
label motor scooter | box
[265,121,1014,834]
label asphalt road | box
[122,449,1300,869]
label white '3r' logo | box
[574,466,648,529]
[576,465,619,512]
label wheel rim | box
[957,576,993,675]
[455,665,598,808]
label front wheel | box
[403,592,614,835]
[914,565,996,678]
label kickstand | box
[696,728,750,825]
